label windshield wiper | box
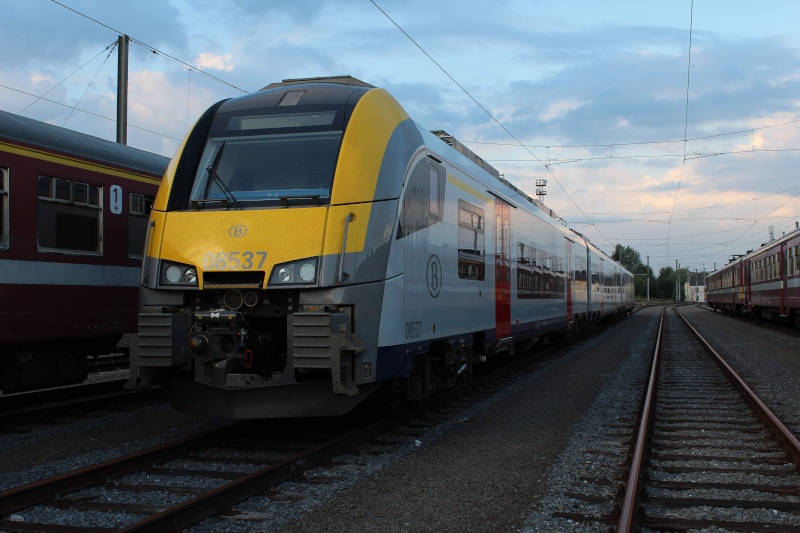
[279,195,321,207]
[197,142,242,210]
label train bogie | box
[130,76,633,418]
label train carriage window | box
[0,167,7,249]
[129,193,154,258]
[795,245,799,275]
[457,199,485,280]
[37,176,102,254]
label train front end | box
[133,79,417,418]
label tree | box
[612,244,642,272]
[612,244,653,299]
[657,266,675,300]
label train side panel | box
[0,110,166,392]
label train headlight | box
[159,261,199,288]
[277,267,293,283]
[165,265,182,283]
[184,268,198,284]
[269,258,318,286]
[298,262,316,282]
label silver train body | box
[131,77,634,417]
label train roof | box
[0,109,169,177]
[261,75,375,90]
[709,222,800,276]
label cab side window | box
[396,159,444,239]
[0,168,8,249]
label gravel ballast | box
[5,304,797,532]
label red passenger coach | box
[0,110,168,392]
[707,224,800,327]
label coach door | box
[494,199,511,337]
[781,244,788,316]
[565,238,573,321]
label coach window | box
[795,246,799,275]
[129,193,154,258]
[37,176,102,254]
[457,199,485,280]
[0,167,8,249]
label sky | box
[1,0,799,275]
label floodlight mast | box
[536,179,547,203]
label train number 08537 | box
[405,320,423,339]
[203,251,268,270]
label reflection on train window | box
[0,167,8,249]
[37,176,102,254]
[457,200,485,280]
[129,193,154,258]
[396,160,444,239]
[591,262,600,291]
[517,242,565,298]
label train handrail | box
[337,212,355,283]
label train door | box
[565,238,573,321]
[743,260,750,310]
[599,259,605,316]
[781,244,788,316]
[494,198,511,337]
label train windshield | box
[187,105,345,208]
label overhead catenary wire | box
[14,1,795,272]
[49,0,248,94]
[18,40,118,115]
[665,0,695,266]
[61,40,118,128]
[463,116,800,152]
[0,83,184,141]
[557,185,800,217]
[370,0,614,247]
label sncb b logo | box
[228,225,248,238]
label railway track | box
[0,328,574,531]
[618,306,800,531]
[0,416,402,532]
[0,379,163,430]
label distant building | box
[684,273,706,303]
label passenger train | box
[129,76,634,418]
[0,109,168,393]
[706,223,800,326]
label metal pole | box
[676,260,679,302]
[646,255,650,303]
[116,34,129,145]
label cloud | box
[195,52,235,72]
[539,99,588,122]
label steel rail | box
[0,314,623,531]
[675,307,800,465]
[119,343,561,531]
[0,381,163,429]
[617,307,664,533]
[118,413,408,531]
[0,423,240,517]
